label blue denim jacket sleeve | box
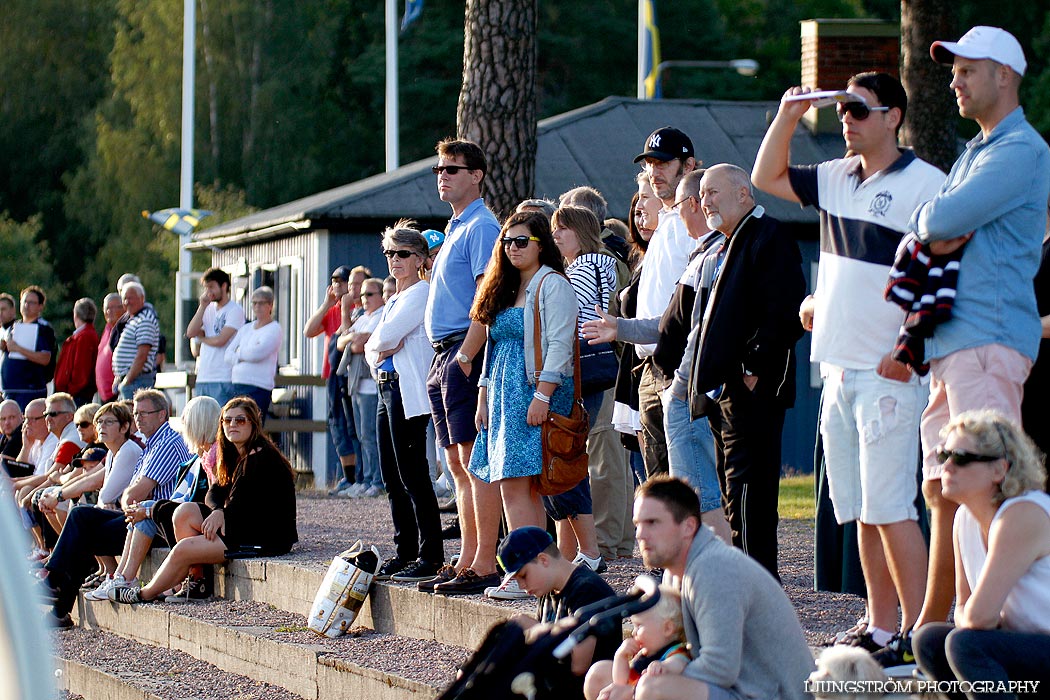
[913,111,1044,242]
[535,274,577,385]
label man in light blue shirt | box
[421,138,503,595]
[910,26,1050,635]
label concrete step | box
[55,626,306,700]
[72,594,468,700]
[138,552,524,650]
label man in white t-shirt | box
[632,127,698,479]
[186,267,244,407]
[753,72,945,664]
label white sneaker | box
[337,483,364,498]
[363,485,386,498]
[572,551,608,574]
[485,577,531,600]
[85,574,134,601]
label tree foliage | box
[3,0,1049,355]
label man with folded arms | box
[906,26,1050,646]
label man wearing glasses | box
[0,285,56,410]
[632,127,698,480]
[753,72,944,663]
[422,138,501,595]
[43,388,189,628]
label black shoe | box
[45,611,74,630]
[441,521,461,540]
[391,559,442,582]
[375,557,407,580]
[872,631,916,670]
[438,497,458,514]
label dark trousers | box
[45,505,130,616]
[377,379,443,565]
[710,377,785,580]
[914,623,1050,700]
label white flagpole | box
[177,0,196,367]
[637,0,646,99]
[385,0,399,171]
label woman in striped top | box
[545,205,619,575]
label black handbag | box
[578,262,618,395]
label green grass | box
[779,474,815,522]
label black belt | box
[376,369,399,384]
[431,331,467,352]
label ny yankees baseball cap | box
[634,126,695,163]
[931,26,1026,77]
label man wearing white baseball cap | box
[906,25,1050,644]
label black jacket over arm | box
[688,209,806,418]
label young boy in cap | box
[498,526,619,696]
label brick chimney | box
[800,18,901,134]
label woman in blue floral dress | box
[468,211,579,535]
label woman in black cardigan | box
[110,397,297,604]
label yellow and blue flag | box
[642,0,662,99]
[401,0,423,33]
[141,208,213,236]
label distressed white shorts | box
[820,366,928,525]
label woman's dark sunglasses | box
[836,101,890,122]
[501,236,540,249]
[431,165,470,175]
[383,249,415,259]
[934,447,1002,466]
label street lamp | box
[652,59,759,98]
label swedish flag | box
[401,0,423,33]
[141,208,213,236]
[642,0,662,99]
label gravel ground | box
[56,491,865,698]
[56,627,303,700]
[291,492,865,645]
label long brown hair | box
[471,212,564,326]
[215,397,292,487]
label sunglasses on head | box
[432,165,470,175]
[501,236,540,249]
[934,447,1002,466]
[836,101,890,122]
[383,249,415,259]
[222,415,249,426]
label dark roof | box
[193,96,846,246]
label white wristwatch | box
[456,352,471,364]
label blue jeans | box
[328,374,360,484]
[351,390,382,489]
[663,392,722,513]
[118,372,156,400]
[195,381,234,407]
[231,384,272,418]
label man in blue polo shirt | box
[753,72,945,663]
[419,138,502,595]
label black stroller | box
[437,575,661,700]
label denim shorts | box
[427,341,482,449]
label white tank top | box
[956,490,1050,633]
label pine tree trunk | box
[900,0,958,172]
[457,0,537,219]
